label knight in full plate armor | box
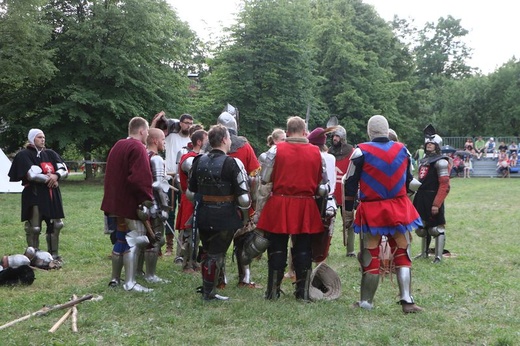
[136,128,171,283]
[8,129,68,260]
[215,106,262,289]
[101,117,154,292]
[327,125,355,257]
[187,124,251,301]
[343,115,423,313]
[413,124,451,263]
[255,116,328,301]
[150,111,192,260]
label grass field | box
[0,176,519,345]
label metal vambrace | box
[253,183,272,223]
[26,165,48,183]
[56,162,68,180]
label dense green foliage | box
[1,0,519,161]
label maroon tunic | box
[257,140,323,234]
[101,138,153,220]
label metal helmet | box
[331,125,347,141]
[423,124,442,154]
[217,111,237,133]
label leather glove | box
[343,210,354,229]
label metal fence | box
[443,136,520,150]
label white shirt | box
[165,132,190,174]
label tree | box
[200,0,318,151]
[0,0,57,137]
[0,0,199,179]
[414,15,474,89]
[310,0,419,145]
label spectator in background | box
[497,141,508,153]
[474,136,486,160]
[485,137,496,160]
[509,151,518,167]
[463,155,472,178]
[451,154,464,177]
[508,141,518,156]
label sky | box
[168,0,519,74]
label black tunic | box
[8,146,65,221]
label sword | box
[163,220,185,250]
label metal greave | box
[359,272,380,309]
[396,267,414,304]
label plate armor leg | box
[109,252,123,286]
[46,219,63,259]
[357,272,379,310]
[292,249,312,302]
[397,267,422,313]
[201,253,228,301]
[25,206,41,249]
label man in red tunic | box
[343,115,423,313]
[256,116,327,301]
[176,129,208,273]
[101,117,154,292]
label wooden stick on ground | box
[71,294,78,332]
[48,308,72,333]
[0,294,93,331]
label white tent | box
[0,149,24,193]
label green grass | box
[0,177,519,345]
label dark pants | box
[265,233,312,271]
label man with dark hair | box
[151,112,194,260]
[177,129,208,273]
[8,128,68,260]
[327,125,355,257]
[187,124,251,301]
[101,117,154,292]
[343,115,423,313]
[256,116,327,301]
[216,110,261,288]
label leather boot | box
[164,234,174,256]
[202,254,228,301]
[294,268,311,302]
[265,269,284,300]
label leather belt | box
[202,195,235,203]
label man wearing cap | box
[343,115,423,313]
[256,116,328,301]
[327,125,355,257]
[485,137,496,160]
[8,129,68,260]
[307,127,337,263]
